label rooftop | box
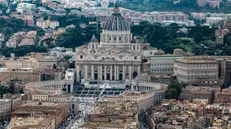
[175,57,217,63]
[11,116,54,129]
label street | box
[64,102,95,129]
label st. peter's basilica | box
[75,4,159,84]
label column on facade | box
[117,65,119,80]
[122,35,125,43]
[138,65,140,75]
[110,65,113,80]
[97,65,100,80]
[104,33,106,43]
[114,65,117,80]
[91,65,94,80]
[104,65,107,80]
[129,65,132,80]
[84,65,88,80]
[76,65,80,81]
[99,65,103,80]
[123,65,126,80]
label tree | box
[166,79,183,99]
[225,45,231,55]
[193,32,203,43]
[64,55,72,60]
[205,50,214,55]
[165,92,172,99]
[0,86,9,99]
[167,88,177,99]
[225,36,231,45]
[68,61,75,68]
[9,81,15,93]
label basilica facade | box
[75,4,157,83]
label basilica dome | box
[103,3,130,31]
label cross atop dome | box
[113,2,120,14]
[115,2,118,9]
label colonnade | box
[76,64,140,82]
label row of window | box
[177,64,217,68]
[33,96,69,101]
[189,76,218,79]
[109,37,122,41]
[80,55,138,60]
[151,64,173,67]
[151,69,173,72]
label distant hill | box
[118,0,231,14]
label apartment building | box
[0,68,41,83]
[0,95,23,120]
[179,85,219,104]
[80,101,138,129]
[101,90,162,113]
[174,57,219,85]
[142,11,188,22]
[150,55,184,76]
[9,102,68,129]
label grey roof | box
[103,3,130,31]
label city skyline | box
[1,0,231,129]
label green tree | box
[193,32,203,43]
[64,55,72,60]
[225,35,231,45]
[0,86,9,99]
[205,50,214,55]
[165,92,172,99]
[9,81,15,93]
[225,45,231,55]
[68,61,75,68]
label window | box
[134,56,137,60]
[72,104,75,109]
[114,37,116,41]
[80,55,83,59]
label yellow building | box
[0,68,41,83]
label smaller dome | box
[90,35,98,43]
[131,36,137,43]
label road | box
[65,102,95,129]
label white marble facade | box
[75,4,156,83]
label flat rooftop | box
[175,57,217,64]
[10,116,54,129]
